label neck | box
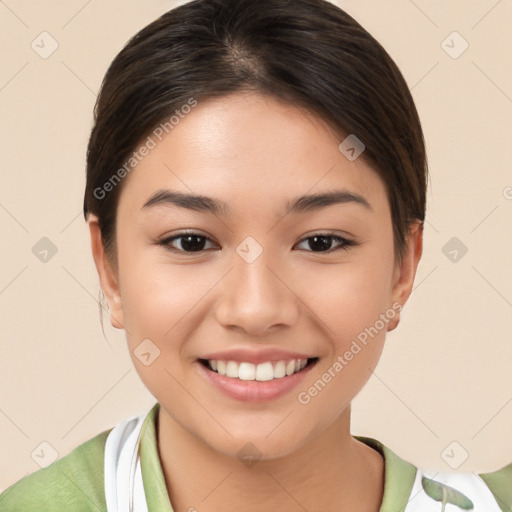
[156,405,385,512]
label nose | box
[213,247,300,336]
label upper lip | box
[199,348,316,365]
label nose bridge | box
[233,237,283,305]
[215,236,298,333]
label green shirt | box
[1,402,511,511]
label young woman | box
[2,0,510,510]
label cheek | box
[299,256,393,340]
[115,249,202,400]
[116,239,215,348]
[294,263,393,421]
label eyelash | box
[157,231,357,254]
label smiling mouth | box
[198,357,319,382]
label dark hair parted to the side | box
[84,0,428,267]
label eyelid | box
[158,230,218,251]
[294,233,355,252]
[157,230,357,254]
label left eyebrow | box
[285,190,373,214]
[141,188,373,216]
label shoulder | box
[354,435,512,511]
[406,463,512,511]
[478,461,512,510]
[0,428,111,512]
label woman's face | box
[90,91,420,459]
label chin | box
[200,422,312,464]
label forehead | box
[117,92,388,219]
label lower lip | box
[196,360,316,403]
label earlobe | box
[387,221,424,332]
[87,215,124,329]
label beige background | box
[1,0,511,491]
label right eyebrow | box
[142,189,230,216]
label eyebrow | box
[141,188,373,216]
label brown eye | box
[158,232,217,253]
[157,231,356,254]
[295,233,355,253]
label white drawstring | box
[104,412,148,512]
[128,424,144,512]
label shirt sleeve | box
[0,429,110,512]
[478,461,512,512]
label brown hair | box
[84,0,427,269]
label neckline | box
[353,435,418,511]
[138,403,418,512]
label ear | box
[88,214,125,329]
[387,221,423,332]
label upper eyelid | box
[161,231,350,241]
[160,231,353,250]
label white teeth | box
[238,362,256,381]
[255,362,274,381]
[205,358,311,381]
[216,360,227,375]
[285,360,295,376]
[226,361,239,378]
[274,360,286,378]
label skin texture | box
[89,91,423,512]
